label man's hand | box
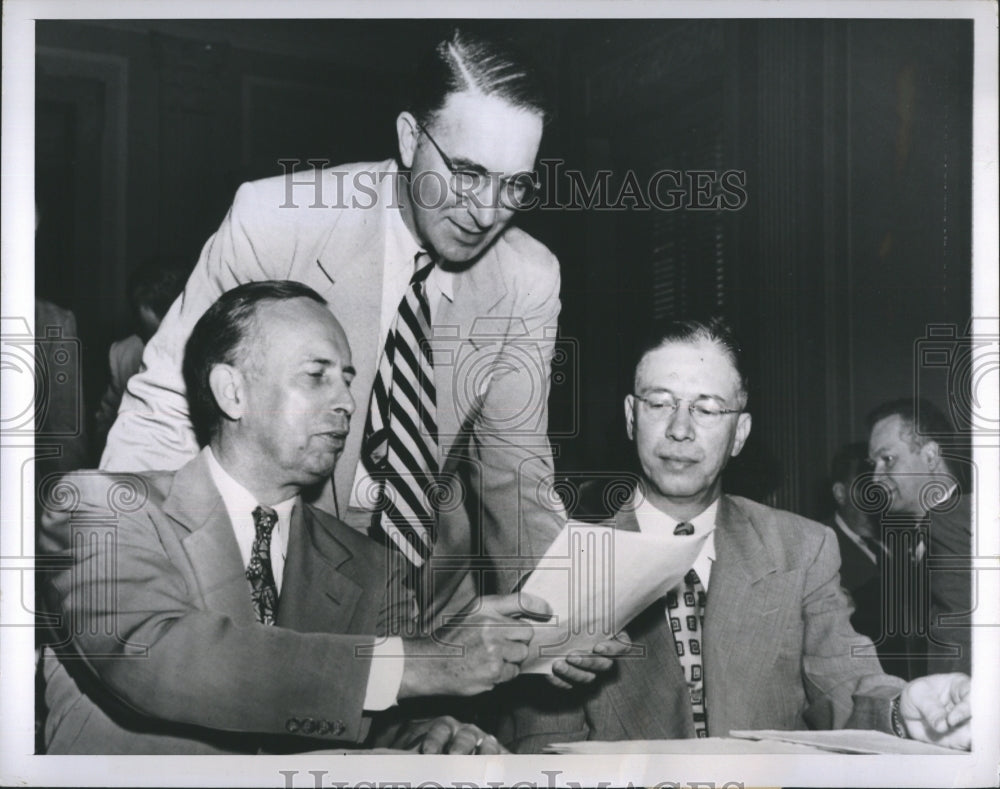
[389,716,507,754]
[899,672,971,750]
[398,593,551,698]
[547,635,632,690]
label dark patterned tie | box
[667,524,708,738]
[247,505,279,625]
[667,569,708,737]
[363,252,439,572]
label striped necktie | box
[363,252,439,571]
[247,505,279,625]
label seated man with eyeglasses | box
[497,317,972,753]
[100,29,580,642]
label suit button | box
[285,718,301,733]
[330,720,345,736]
[301,717,317,734]
[315,720,331,736]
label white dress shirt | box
[206,446,293,590]
[349,201,454,512]
[205,448,402,711]
[632,490,718,593]
[833,512,878,564]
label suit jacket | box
[824,515,879,593]
[40,451,411,754]
[823,515,883,646]
[497,495,906,753]
[925,492,973,675]
[100,161,565,622]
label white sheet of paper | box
[727,728,963,755]
[544,737,821,754]
[520,520,709,673]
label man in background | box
[867,398,973,676]
[94,261,187,452]
[824,443,885,644]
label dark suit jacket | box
[925,492,973,675]
[40,451,412,754]
[823,515,883,647]
[825,515,879,592]
[497,495,906,753]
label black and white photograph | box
[1,1,997,786]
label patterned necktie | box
[667,523,708,738]
[247,505,279,625]
[667,569,708,737]
[363,252,439,571]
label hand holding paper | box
[520,521,710,674]
[547,635,635,689]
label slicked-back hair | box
[408,28,548,125]
[631,317,749,405]
[182,280,327,447]
[865,397,954,450]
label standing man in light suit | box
[499,318,971,752]
[101,29,565,625]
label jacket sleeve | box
[800,527,906,731]
[925,500,973,675]
[43,473,377,743]
[99,180,287,473]
[466,252,566,593]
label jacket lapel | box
[705,495,797,735]
[275,504,364,634]
[162,453,257,627]
[432,245,508,460]
[600,506,694,739]
[311,163,391,512]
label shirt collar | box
[385,197,454,302]
[834,512,865,546]
[632,488,718,564]
[386,197,422,270]
[204,446,297,526]
[833,512,878,562]
[936,482,959,507]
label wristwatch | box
[890,694,908,738]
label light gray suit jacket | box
[497,495,906,752]
[100,161,565,622]
[40,452,411,754]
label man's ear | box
[730,412,753,457]
[624,394,636,441]
[832,481,847,507]
[396,111,419,169]
[208,363,247,422]
[921,439,942,471]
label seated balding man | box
[40,281,566,755]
